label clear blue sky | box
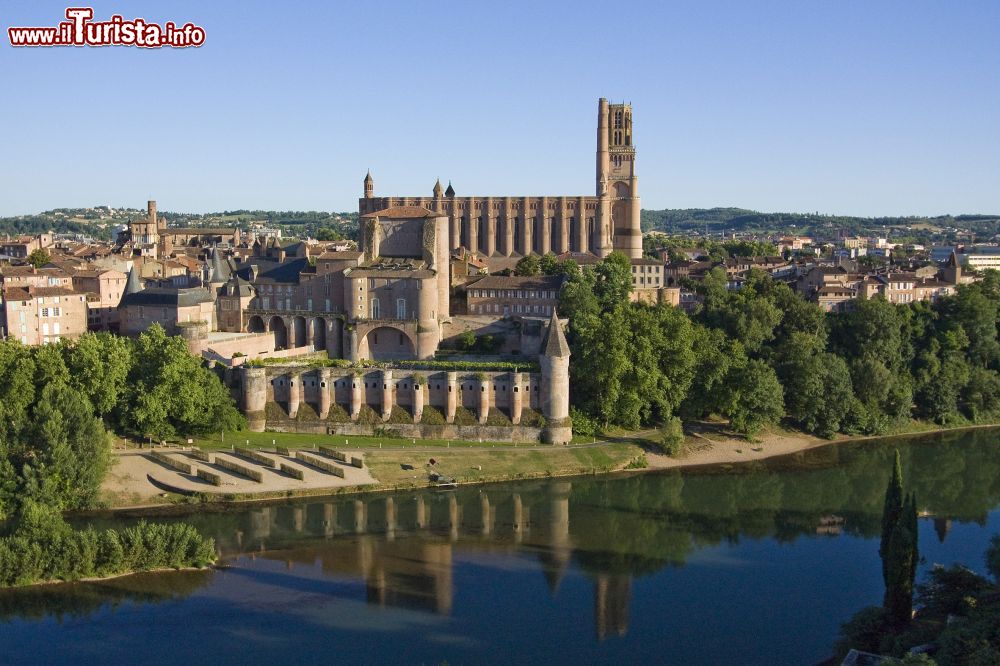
[2,0,998,217]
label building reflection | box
[219,481,636,640]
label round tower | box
[242,366,268,432]
[540,311,572,444]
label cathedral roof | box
[360,205,447,219]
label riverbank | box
[97,421,1000,513]
[644,421,1000,472]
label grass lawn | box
[182,430,550,451]
[363,441,644,487]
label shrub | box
[0,520,216,588]
[420,406,446,425]
[570,407,597,437]
[651,417,684,456]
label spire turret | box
[433,179,443,198]
[445,181,455,197]
[543,310,570,358]
[209,247,230,284]
[363,170,374,199]
[124,264,143,295]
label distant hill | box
[641,208,1000,238]
[0,208,360,243]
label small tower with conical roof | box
[124,264,143,297]
[540,310,572,444]
[445,181,455,198]
[364,170,374,199]
[433,179,443,199]
[207,247,229,301]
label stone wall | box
[264,420,544,443]
[237,364,566,443]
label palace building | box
[359,98,642,268]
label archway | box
[291,316,307,348]
[311,317,327,351]
[269,316,287,350]
[247,315,265,333]
[361,326,415,360]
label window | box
[396,298,406,319]
[370,298,380,319]
[40,308,50,317]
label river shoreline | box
[90,422,1000,517]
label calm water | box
[4,429,1000,665]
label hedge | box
[350,456,364,469]
[215,457,263,482]
[275,446,291,456]
[233,447,276,468]
[245,358,539,373]
[150,451,192,475]
[295,452,345,478]
[196,469,221,486]
[280,463,304,480]
[318,446,348,463]
[187,449,211,463]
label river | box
[2,428,1000,664]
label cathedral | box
[358,98,642,269]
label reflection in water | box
[3,427,1000,662]
[0,570,214,623]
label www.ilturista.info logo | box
[8,7,205,48]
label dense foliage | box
[838,535,1000,663]
[0,505,216,587]
[562,253,1000,438]
[640,207,1000,240]
[0,325,244,520]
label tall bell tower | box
[596,99,641,259]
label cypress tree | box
[879,450,904,577]
[879,451,919,626]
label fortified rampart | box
[235,363,571,444]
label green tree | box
[592,252,633,312]
[25,248,51,269]
[64,333,134,419]
[124,325,245,439]
[880,451,919,627]
[538,253,560,275]
[680,325,746,418]
[723,359,785,437]
[514,255,540,276]
[777,334,857,437]
[27,382,111,510]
